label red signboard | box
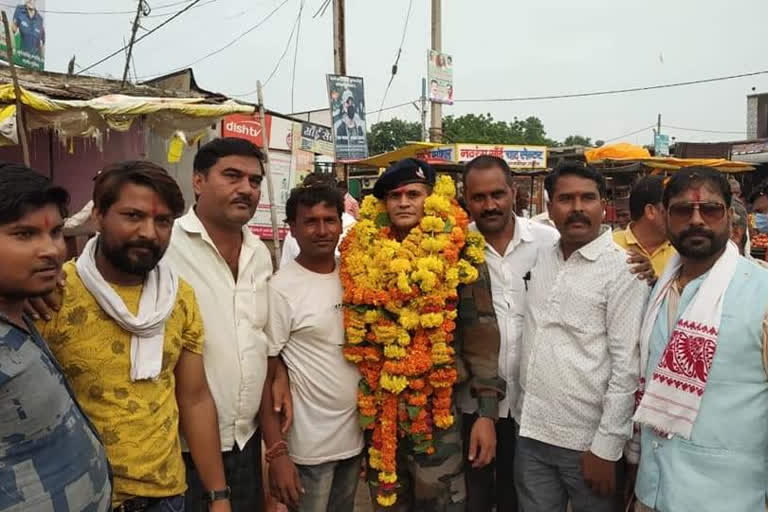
[221,114,272,146]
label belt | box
[113,496,165,512]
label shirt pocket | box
[235,280,268,330]
[557,287,605,335]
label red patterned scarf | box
[633,242,739,439]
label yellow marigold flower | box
[344,352,362,363]
[397,329,411,346]
[420,236,448,253]
[434,174,456,198]
[424,194,452,216]
[379,471,398,484]
[411,269,437,292]
[346,327,366,344]
[396,272,411,294]
[384,345,407,359]
[360,195,383,220]
[389,258,411,273]
[363,310,381,324]
[431,330,447,343]
[434,413,455,429]
[416,256,444,273]
[445,267,459,288]
[420,312,444,329]
[368,447,383,469]
[446,309,458,320]
[398,309,420,330]
[373,324,398,344]
[466,230,485,247]
[377,494,397,507]
[465,246,485,264]
[431,342,452,365]
[457,259,479,284]
[380,372,409,394]
[420,215,445,233]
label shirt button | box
[652,441,659,449]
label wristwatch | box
[204,486,231,502]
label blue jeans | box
[295,454,362,512]
[514,434,613,512]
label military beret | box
[372,158,436,199]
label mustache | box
[124,240,162,253]
[679,227,715,240]
[565,212,591,225]
[231,195,253,206]
[481,209,503,218]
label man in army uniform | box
[365,158,505,511]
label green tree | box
[442,113,556,146]
[367,118,422,155]
[562,135,593,146]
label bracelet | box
[265,440,289,464]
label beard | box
[670,226,729,259]
[99,235,165,276]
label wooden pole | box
[429,0,443,142]
[256,81,282,267]
[332,0,346,75]
[122,0,144,86]
[2,11,30,166]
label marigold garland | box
[340,175,485,506]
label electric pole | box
[429,0,442,142]
[122,0,145,86]
[657,113,662,138]
[332,0,346,75]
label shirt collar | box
[624,222,673,255]
[558,225,613,262]
[470,214,534,257]
[623,223,641,246]
[177,206,260,249]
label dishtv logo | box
[221,114,272,146]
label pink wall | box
[0,122,147,211]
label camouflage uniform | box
[368,262,505,511]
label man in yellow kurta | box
[38,161,232,511]
[613,175,676,278]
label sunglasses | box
[668,202,726,223]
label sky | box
[36,0,768,145]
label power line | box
[257,0,301,90]
[662,124,746,135]
[0,0,195,15]
[366,99,418,116]
[312,0,332,18]
[603,125,655,143]
[290,0,305,112]
[136,0,292,82]
[454,70,768,104]
[376,0,413,123]
[144,0,223,18]
[77,0,205,75]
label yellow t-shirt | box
[614,225,677,278]
[39,261,204,507]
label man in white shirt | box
[261,184,363,511]
[280,174,355,267]
[164,138,275,511]
[515,161,649,512]
[459,155,559,512]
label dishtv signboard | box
[221,113,272,147]
[0,1,46,71]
